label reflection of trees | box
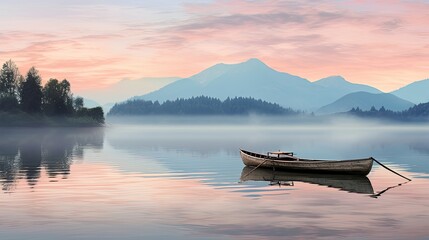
[0,128,104,192]
[0,138,20,191]
[42,135,74,178]
[20,140,42,186]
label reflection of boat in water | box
[240,149,373,175]
[240,166,374,194]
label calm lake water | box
[1,120,429,240]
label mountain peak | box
[244,58,264,64]
[315,76,347,84]
[186,58,275,85]
[240,58,269,68]
[314,75,381,94]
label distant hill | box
[404,102,429,118]
[314,76,381,94]
[390,79,429,104]
[78,77,179,105]
[317,92,415,114]
[136,59,381,111]
[347,102,429,121]
[82,98,101,108]
[108,96,298,116]
[101,102,115,113]
[79,97,117,113]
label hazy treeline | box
[0,60,104,126]
[108,96,299,115]
[108,95,429,122]
[348,103,429,121]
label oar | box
[372,158,411,181]
[240,158,270,180]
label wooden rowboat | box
[240,149,374,175]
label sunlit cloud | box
[0,0,428,92]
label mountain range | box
[79,58,427,115]
[391,79,429,104]
[317,92,415,114]
[131,59,425,114]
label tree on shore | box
[108,96,298,116]
[0,60,20,97]
[348,104,429,121]
[76,106,105,124]
[42,78,74,115]
[73,97,84,111]
[20,67,43,114]
[0,60,21,111]
[0,60,104,125]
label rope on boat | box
[372,158,411,181]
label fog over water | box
[1,117,428,239]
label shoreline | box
[0,112,104,127]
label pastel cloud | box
[168,0,429,90]
[0,0,428,92]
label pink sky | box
[0,0,428,92]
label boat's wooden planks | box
[240,149,373,175]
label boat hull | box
[240,150,373,175]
